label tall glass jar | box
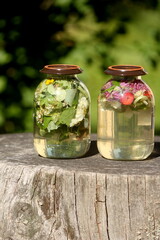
[97,65,155,160]
[33,64,91,158]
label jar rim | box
[40,64,83,75]
[104,65,147,76]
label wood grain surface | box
[0,133,160,240]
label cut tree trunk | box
[0,133,160,240]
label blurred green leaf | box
[1,0,160,134]
[0,19,6,28]
[6,104,22,118]
[15,47,27,65]
[21,87,34,107]
[54,0,72,7]
[23,66,37,78]
[0,76,7,93]
[0,50,12,65]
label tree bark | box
[0,133,160,240]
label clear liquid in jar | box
[97,104,154,160]
[34,136,90,159]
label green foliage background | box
[0,0,160,133]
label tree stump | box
[0,133,160,240]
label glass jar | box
[97,65,155,160]
[33,64,91,158]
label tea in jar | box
[33,64,91,158]
[97,65,155,160]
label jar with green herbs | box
[97,65,155,160]
[33,64,91,158]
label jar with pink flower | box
[97,65,155,160]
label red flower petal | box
[143,90,152,98]
[120,92,134,105]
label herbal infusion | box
[33,64,90,158]
[97,65,155,160]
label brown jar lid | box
[40,64,83,75]
[104,65,147,76]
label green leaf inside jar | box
[34,79,89,140]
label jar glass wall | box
[97,65,155,160]
[33,64,91,158]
